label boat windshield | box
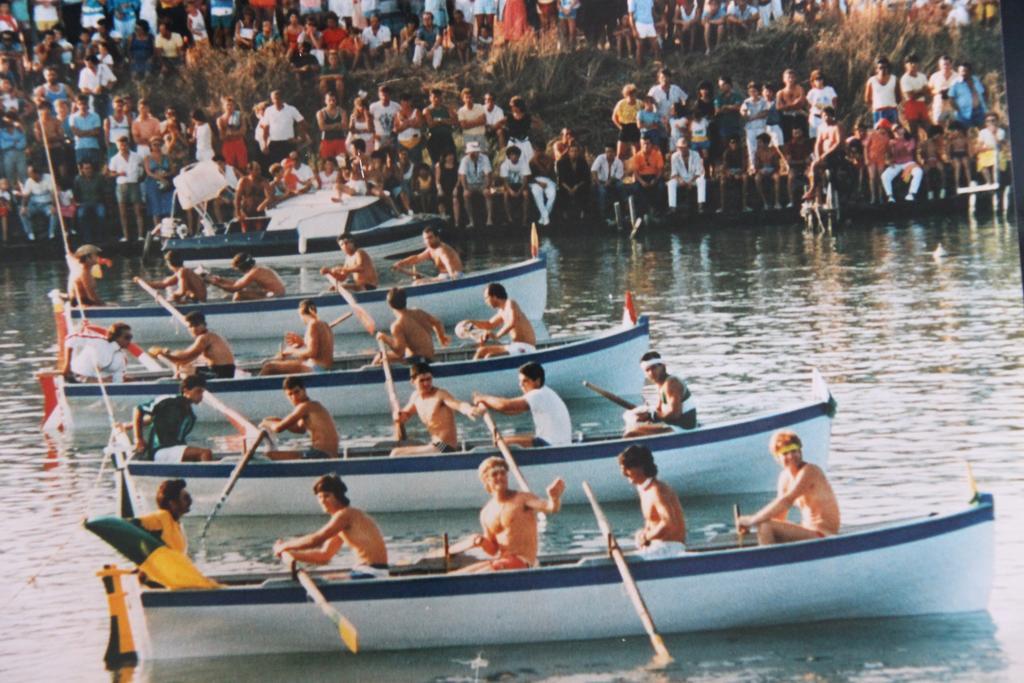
[347,201,399,234]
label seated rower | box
[140,250,207,303]
[622,351,697,437]
[259,376,340,460]
[391,361,478,456]
[736,430,840,545]
[459,282,536,359]
[149,311,236,380]
[618,444,687,559]
[375,287,449,364]
[260,299,333,375]
[273,474,389,579]
[205,252,286,301]
[319,236,379,291]
[132,375,212,462]
[62,322,133,383]
[457,456,565,573]
[67,243,107,306]
[472,361,572,447]
[138,478,192,555]
[391,226,464,281]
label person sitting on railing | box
[736,430,840,545]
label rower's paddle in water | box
[280,551,359,653]
[582,480,673,666]
[199,429,273,538]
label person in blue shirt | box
[947,62,987,129]
[627,0,660,66]
[69,95,103,167]
[0,113,26,184]
[413,10,443,70]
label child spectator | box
[917,124,946,200]
[781,126,812,207]
[975,113,1007,187]
[946,120,971,189]
[718,134,748,212]
[751,132,782,209]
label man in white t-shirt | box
[369,84,401,153]
[360,14,391,66]
[63,322,134,383]
[259,90,308,163]
[647,68,687,123]
[105,137,145,241]
[590,142,624,220]
[899,54,930,136]
[77,55,117,118]
[497,144,531,226]
[457,87,488,154]
[473,361,573,447]
[457,140,493,227]
[928,54,957,125]
[483,92,506,150]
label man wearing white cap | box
[623,350,697,437]
[667,137,706,213]
[67,244,107,306]
[457,140,494,228]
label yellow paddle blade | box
[530,223,539,258]
[650,634,673,664]
[338,615,359,654]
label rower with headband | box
[623,350,697,438]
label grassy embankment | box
[128,12,1005,156]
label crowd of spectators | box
[0,0,1004,244]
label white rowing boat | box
[67,256,547,342]
[99,491,995,658]
[116,371,835,515]
[48,317,650,428]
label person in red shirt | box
[631,133,665,218]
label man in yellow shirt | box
[138,478,191,553]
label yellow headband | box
[773,443,801,456]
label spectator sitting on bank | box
[448,10,473,65]
[361,14,393,67]
[881,124,923,203]
[782,126,812,207]
[718,134,748,213]
[556,141,590,220]
[591,142,625,221]
[918,124,947,200]
[413,11,443,70]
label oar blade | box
[338,615,360,654]
[649,635,674,667]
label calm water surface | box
[0,213,1021,682]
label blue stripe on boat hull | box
[142,495,993,608]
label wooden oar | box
[377,339,406,441]
[481,411,532,494]
[202,389,275,448]
[581,481,673,665]
[328,311,354,329]
[582,380,637,410]
[281,551,359,653]
[733,504,745,549]
[134,277,190,327]
[326,274,375,334]
[199,429,272,538]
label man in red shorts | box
[899,54,930,137]
[457,457,565,572]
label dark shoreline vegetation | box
[133,12,1004,154]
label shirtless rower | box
[736,430,840,545]
[273,474,389,579]
[139,250,207,303]
[391,226,464,281]
[472,362,572,447]
[67,244,106,306]
[623,351,697,437]
[459,282,536,359]
[206,252,286,301]
[259,376,340,460]
[457,456,565,572]
[319,236,379,291]
[390,361,478,456]
[618,444,687,559]
[149,311,237,380]
[375,287,450,363]
[260,299,334,375]
[234,162,270,232]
